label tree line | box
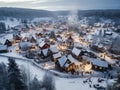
[0,7,54,20]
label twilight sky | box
[0,0,120,11]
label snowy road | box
[0,54,104,78]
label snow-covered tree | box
[0,63,8,90]
[30,77,42,90]
[7,58,27,90]
[42,73,56,90]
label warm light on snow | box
[84,64,92,71]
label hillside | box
[0,8,120,20]
[0,7,54,19]
[54,9,120,18]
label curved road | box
[0,54,103,79]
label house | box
[82,56,108,71]
[39,41,50,49]
[72,47,82,61]
[55,56,68,71]
[28,35,37,43]
[66,54,80,72]
[4,39,12,47]
[72,47,81,56]
[0,45,8,53]
[41,48,50,58]
[67,54,79,64]
[19,42,33,51]
[92,59,108,70]
[50,46,59,54]
[13,33,22,42]
[52,52,61,62]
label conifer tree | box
[7,58,27,90]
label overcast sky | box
[0,0,120,11]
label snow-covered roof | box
[53,52,61,59]
[21,33,29,38]
[50,46,59,53]
[37,38,45,44]
[32,35,37,40]
[19,42,32,48]
[39,41,45,48]
[67,54,79,63]
[64,63,70,68]
[72,47,81,56]
[83,56,108,68]
[0,34,13,44]
[0,45,7,51]
[42,49,48,56]
[58,56,67,67]
[92,59,108,68]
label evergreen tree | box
[30,77,42,90]
[42,73,56,90]
[0,63,8,90]
[7,58,27,90]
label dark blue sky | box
[0,0,120,11]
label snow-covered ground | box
[56,77,106,90]
[0,56,108,90]
[0,18,21,29]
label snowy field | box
[0,56,107,90]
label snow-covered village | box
[0,0,120,90]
